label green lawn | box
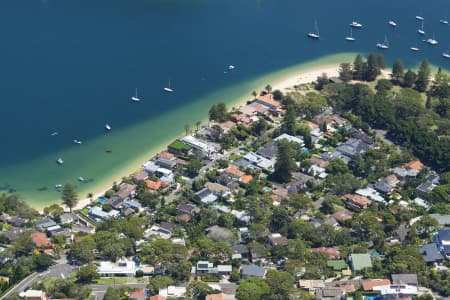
[94,277,147,285]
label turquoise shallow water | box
[0,0,449,207]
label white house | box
[98,258,136,277]
[159,286,187,298]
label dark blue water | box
[0,0,449,206]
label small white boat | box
[51,132,59,136]
[410,47,420,51]
[307,21,320,39]
[73,139,82,145]
[416,16,425,21]
[440,19,449,25]
[55,184,62,189]
[418,20,425,35]
[78,177,85,182]
[228,65,236,70]
[345,28,356,41]
[163,79,174,93]
[105,124,111,131]
[131,88,140,102]
[350,21,363,28]
[56,157,64,165]
[443,46,450,58]
[427,37,439,45]
[388,20,397,27]
[376,35,389,49]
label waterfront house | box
[133,170,149,183]
[35,218,57,232]
[105,195,124,210]
[240,101,270,116]
[155,157,177,170]
[254,93,282,111]
[59,213,78,225]
[89,206,119,222]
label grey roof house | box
[35,218,57,231]
[241,265,266,279]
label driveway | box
[0,257,75,300]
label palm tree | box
[184,124,191,136]
[195,121,202,132]
[62,183,78,213]
[265,84,272,93]
[87,192,94,203]
[251,90,257,98]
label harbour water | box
[0,0,449,207]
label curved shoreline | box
[21,52,356,211]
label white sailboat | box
[410,46,420,52]
[416,15,425,21]
[350,21,363,28]
[131,88,140,102]
[307,21,320,39]
[163,79,174,93]
[376,35,389,49]
[345,28,355,41]
[427,34,439,45]
[388,20,397,27]
[418,20,425,35]
[443,47,450,58]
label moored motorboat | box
[350,21,363,28]
[56,157,64,165]
[388,20,397,27]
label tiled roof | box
[362,279,391,291]
[403,160,424,171]
[145,179,162,190]
[31,232,50,248]
[256,93,282,108]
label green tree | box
[366,53,381,81]
[236,278,269,300]
[353,54,366,81]
[195,120,202,132]
[76,264,99,283]
[43,204,64,220]
[61,183,78,213]
[13,232,34,257]
[184,124,191,136]
[403,69,417,88]
[339,63,353,82]
[70,236,96,264]
[147,276,174,295]
[375,79,393,95]
[272,140,296,183]
[265,270,295,299]
[326,158,349,175]
[208,103,228,122]
[416,59,431,92]
[186,159,203,177]
[281,104,297,135]
[315,73,329,90]
[34,253,54,270]
[392,59,405,84]
[265,84,272,93]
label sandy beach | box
[67,63,344,212]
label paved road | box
[90,283,147,300]
[0,257,75,300]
